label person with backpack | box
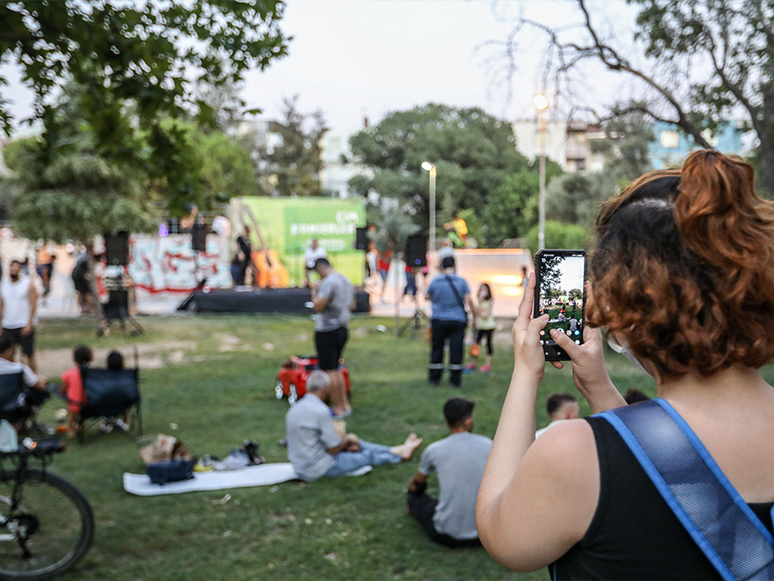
[477,151,774,579]
[426,256,471,387]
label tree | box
[481,159,562,246]
[11,150,154,245]
[525,221,589,255]
[1,1,288,133]
[543,106,654,229]
[259,96,328,197]
[348,103,529,227]
[545,172,610,227]
[489,0,774,194]
[538,255,563,293]
[196,129,257,203]
[483,169,538,245]
[374,213,419,256]
[589,103,655,183]
[0,1,288,210]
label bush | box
[525,220,590,255]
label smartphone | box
[533,249,586,361]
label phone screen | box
[534,250,586,361]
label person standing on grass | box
[311,258,354,417]
[466,283,495,374]
[286,371,422,481]
[303,239,327,288]
[0,260,39,372]
[406,397,491,547]
[427,256,471,387]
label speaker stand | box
[398,297,430,339]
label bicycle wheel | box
[0,468,94,580]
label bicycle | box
[0,438,94,580]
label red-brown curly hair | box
[586,150,774,378]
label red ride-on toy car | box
[275,355,351,405]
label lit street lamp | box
[421,161,437,258]
[533,93,549,250]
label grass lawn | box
[28,313,766,581]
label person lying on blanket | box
[285,370,422,481]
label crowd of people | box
[1,150,769,577]
[285,150,774,580]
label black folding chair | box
[77,368,142,443]
[0,372,47,430]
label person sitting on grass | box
[61,345,92,437]
[535,393,580,438]
[102,351,128,432]
[0,334,49,430]
[285,371,422,482]
[406,397,492,547]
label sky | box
[557,255,585,292]
[0,0,640,136]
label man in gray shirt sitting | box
[286,371,422,482]
[406,397,492,547]
[311,258,354,417]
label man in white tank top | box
[0,260,39,372]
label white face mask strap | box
[606,330,649,375]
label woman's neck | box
[657,364,771,406]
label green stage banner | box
[232,197,366,287]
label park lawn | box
[28,313,749,581]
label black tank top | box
[550,416,774,580]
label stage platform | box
[177,287,371,314]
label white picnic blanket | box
[123,463,372,496]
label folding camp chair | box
[76,367,142,443]
[0,372,48,431]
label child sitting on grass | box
[61,345,92,437]
[101,351,129,432]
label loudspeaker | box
[191,222,207,252]
[405,233,428,267]
[355,227,368,251]
[104,231,129,266]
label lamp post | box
[421,161,437,257]
[533,94,549,250]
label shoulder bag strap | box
[442,275,466,312]
[597,399,774,581]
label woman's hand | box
[549,325,626,413]
[512,273,550,381]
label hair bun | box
[676,151,774,277]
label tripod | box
[398,296,430,339]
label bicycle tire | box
[0,468,94,580]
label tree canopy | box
[11,147,155,244]
[490,0,774,194]
[526,220,589,255]
[348,103,529,227]
[258,96,328,197]
[1,0,288,231]
[0,1,288,136]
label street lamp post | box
[421,161,437,257]
[533,94,549,250]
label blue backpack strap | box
[597,399,774,581]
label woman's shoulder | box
[530,419,597,465]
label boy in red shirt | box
[61,345,92,437]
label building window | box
[659,130,680,149]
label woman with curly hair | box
[477,150,774,579]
